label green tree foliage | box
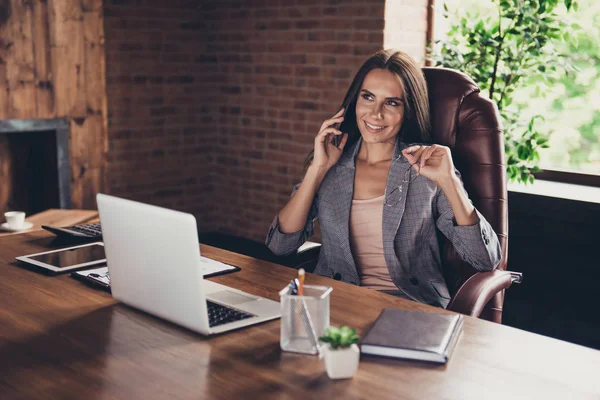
[429,0,581,183]
[543,0,600,171]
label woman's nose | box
[370,103,384,119]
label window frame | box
[534,169,600,188]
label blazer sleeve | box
[265,183,318,256]
[433,171,502,271]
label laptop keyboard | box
[70,223,103,237]
[207,300,254,327]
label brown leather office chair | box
[292,67,521,323]
[422,67,521,323]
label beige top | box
[349,195,398,291]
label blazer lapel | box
[381,141,412,269]
[333,166,357,273]
[331,139,361,281]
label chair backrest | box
[422,67,509,323]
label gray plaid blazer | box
[266,138,502,308]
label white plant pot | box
[322,343,360,379]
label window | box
[433,0,600,187]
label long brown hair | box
[303,49,431,173]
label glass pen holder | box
[279,284,332,355]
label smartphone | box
[331,106,348,147]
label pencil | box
[298,268,305,296]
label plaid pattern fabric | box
[266,138,502,308]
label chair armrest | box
[447,270,520,318]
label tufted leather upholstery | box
[422,67,509,323]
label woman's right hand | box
[312,108,349,171]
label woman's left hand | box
[402,144,456,186]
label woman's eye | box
[386,100,400,107]
[362,93,373,101]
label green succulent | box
[319,326,360,350]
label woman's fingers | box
[412,147,427,166]
[319,108,345,133]
[319,116,344,133]
[403,151,415,164]
[338,133,349,150]
[402,147,418,164]
[403,145,422,154]
[403,145,430,172]
[419,145,436,168]
[316,127,342,143]
[403,145,426,160]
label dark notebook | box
[360,308,463,363]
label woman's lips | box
[364,121,386,134]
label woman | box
[265,49,501,308]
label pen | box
[295,268,320,355]
[298,268,305,296]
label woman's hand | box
[402,144,457,186]
[312,108,349,171]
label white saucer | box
[0,221,34,232]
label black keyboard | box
[42,223,103,239]
[207,300,254,327]
[70,223,102,237]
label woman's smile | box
[364,121,387,134]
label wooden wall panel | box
[0,0,107,212]
[0,135,14,216]
[83,10,106,117]
[6,0,36,118]
[69,116,105,208]
[81,0,102,12]
[50,0,87,118]
[0,2,10,117]
[32,0,54,118]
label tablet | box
[16,242,106,274]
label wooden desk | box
[0,209,99,237]
[0,227,599,399]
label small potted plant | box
[319,326,360,379]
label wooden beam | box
[0,135,14,216]
[425,0,436,67]
[32,0,54,118]
[69,116,105,209]
[50,0,86,117]
[81,0,103,12]
[6,0,36,118]
[0,1,10,118]
[83,5,108,197]
[83,10,106,118]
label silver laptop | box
[96,193,280,335]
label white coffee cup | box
[4,211,26,230]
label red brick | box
[295,66,320,77]
[295,20,321,29]
[308,31,335,42]
[322,43,352,54]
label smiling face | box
[355,68,405,145]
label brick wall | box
[103,0,429,241]
[103,0,217,231]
